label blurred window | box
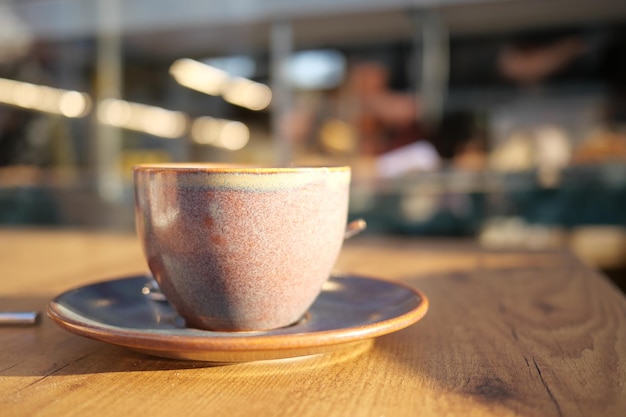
[286,49,346,90]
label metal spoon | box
[142,219,367,302]
[0,311,40,326]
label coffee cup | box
[133,163,351,331]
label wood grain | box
[1,228,625,416]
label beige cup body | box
[134,165,350,331]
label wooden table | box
[1,228,625,416]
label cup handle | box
[344,219,367,240]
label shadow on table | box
[373,258,625,416]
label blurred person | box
[497,31,588,86]
[494,27,626,168]
[429,110,489,171]
[572,25,626,165]
[336,60,422,155]
[282,59,425,162]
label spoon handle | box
[0,311,40,326]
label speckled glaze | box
[133,163,351,331]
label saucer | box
[48,275,428,363]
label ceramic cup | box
[133,163,351,331]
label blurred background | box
[1,0,625,288]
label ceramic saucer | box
[48,274,428,363]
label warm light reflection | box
[222,78,272,111]
[0,76,254,144]
[0,77,91,118]
[191,116,220,145]
[170,58,272,111]
[319,119,357,154]
[97,98,131,126]
[191,116,250,150]
[321,280,344,292]
[59,91,91,118]
[170,58,229,96]
[220,121,250,150]
[97,98,188,139]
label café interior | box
[1,0,626,290]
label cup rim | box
[132,163,350,174]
